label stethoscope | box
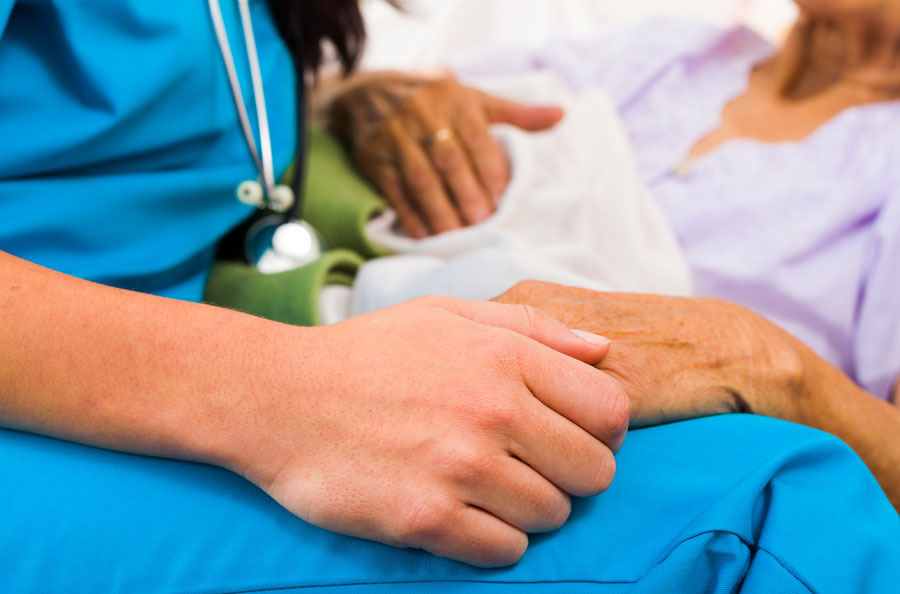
[208,0,323,274]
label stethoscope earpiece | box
[268,184,296,213]
[236,180,266,208]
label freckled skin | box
[494,278,900,512]
[690,0,900,158]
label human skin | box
[317,70,564,237]
[0,251,629,567]
[494,281,900,512]
[690,0,900,157]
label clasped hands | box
[241,285,814,568]
[304,74,818,567]
[494,281,814,428]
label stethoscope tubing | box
[208,0,308,221]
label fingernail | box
[572,330,611,346]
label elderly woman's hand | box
[326,71,564,238]
[493,281,812,428]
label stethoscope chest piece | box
[245,216,323,274]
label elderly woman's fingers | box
[423,128,494,225]
[454,98,510,200]
[399,88,493,227]
[364,160,430,239]
[393,127,464,234]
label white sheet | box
[326,71,692,322]
[360,0,797,72]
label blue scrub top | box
[0,0,297,301]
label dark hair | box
[266,0,400,76]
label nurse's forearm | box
[0,250,302,475]
[792,344,900,511]
[0,251,631,567]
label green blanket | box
[204,129,388,327]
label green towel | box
[289,128,390,260]
[204,129,387,326]
[205,249,364,327]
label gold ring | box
[422,128,454,149]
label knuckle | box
[517,304,547,337]
[442,443,490,484]
[488,536,528,567]
[487,339,524,381]
[405,92,432,115]
[470,396,522,432]
[582,449,617,495]
[601,384,632,440]
[534,491,571,531]
[431,76,461,95]
[396,495,454,545]
[415,294,456,311]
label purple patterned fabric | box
[451,18,900,400]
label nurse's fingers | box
[431,297,611,365]
[516,341,631,454]
[459,454,571,534]
[507,388,621,497]
[401,501,529,568]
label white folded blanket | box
[324,71,692,323]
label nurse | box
[0,0,626,569]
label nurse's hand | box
[327,71,564,238]
[492,282,810,427]
[241,296,629,567]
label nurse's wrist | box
[192,320,324,488]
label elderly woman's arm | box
[0,253,629,567]
[495,282,900,511]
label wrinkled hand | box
[241,296,628,567]
[328,71,564,237]
[494,282,810,428]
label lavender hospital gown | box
[452,18,900,402]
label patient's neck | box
[688,13,900,159]
[766,13,900,103]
